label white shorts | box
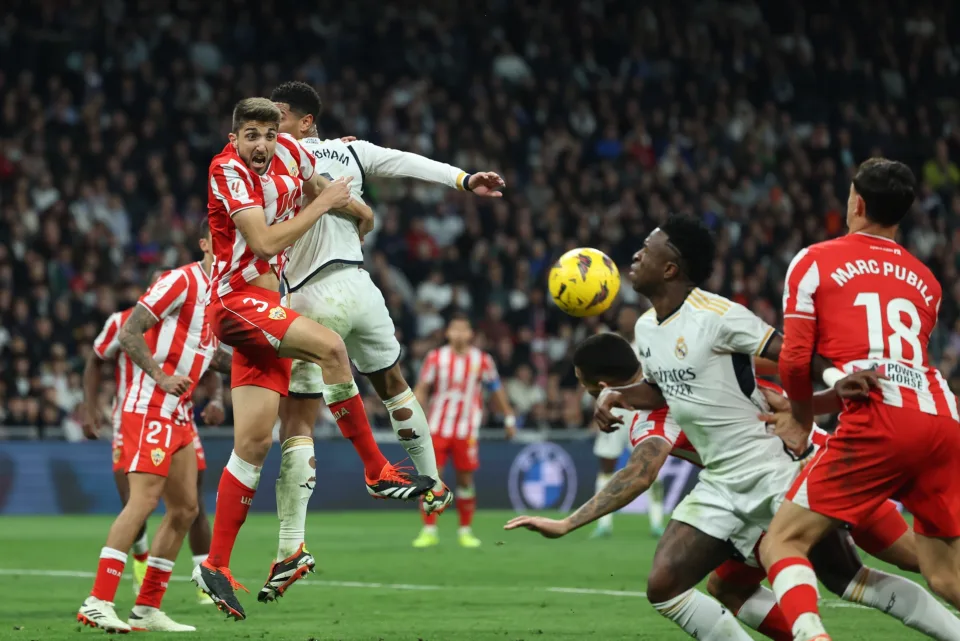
[284,265,401,396]
[671,461,801,563]
[594,427,630,460]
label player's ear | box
[228,132,238,148]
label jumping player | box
[760,159,960,641]
[263,80,505,577]
[195,98,434,620]
[508,331,960,640]
[78,226,227,632]
[412,313,516,548]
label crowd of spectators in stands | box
[2,0,960,437]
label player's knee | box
[705,572,724,600]
[236,430,273,462]
[925,569,960,603]
[126,492,161,518]
[319,335,349,366]
[169,501,200,530]
[646,562,685,604]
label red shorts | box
[190,421,207,472]
[433,435,479,472]
[713,559,767,586]
[120,411,196,478]
[788,404,960,538]
[112,428,127,473]
[207,285,297,395]
[849,499,908,556]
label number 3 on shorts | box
[243,297,269,313]
[145,420,172,448]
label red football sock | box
[207,457,259,568]
[133,551,149,563]
[329,393,388,479]
[768,557,823,635]
[90,547,127,602]
[457,493,476,528]
[135,557,174,609]
[757,606,792,641]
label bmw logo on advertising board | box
[508,442,578,512]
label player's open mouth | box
[251,153,267,169]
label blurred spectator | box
[2,0,960,437]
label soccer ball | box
[548,248,620,317]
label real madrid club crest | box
[268,306,287,320]
[151,448,166,467]
[508,442,578,512]
[675,336,688,359]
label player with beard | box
[195,99,435,621]
[511,215,960,641]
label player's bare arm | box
[81,352,107,439]
[119,304,191,396]
[594,381,666,430]
[208,345,232,374]
[490,387,517,438]
[504,438,670,538]
[233,176,352,260]
[199,369,226,425]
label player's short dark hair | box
[660,214,716,285]
[232,97,281,133]
[852,158,916,226]
[447,310,472,327]
[270,81,322,121]
[198,219,210,239]
[573,333,640,383]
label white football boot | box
[127,607,196,632]
[77,596,132,633]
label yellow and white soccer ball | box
[548,247,620,317]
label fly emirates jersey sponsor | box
[283,137,469,292]
[633,289,796,487]
[207,134,314,299]
[782,232,957,419]
[619,378,823,467]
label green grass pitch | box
[0,511,943,640]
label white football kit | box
[283,137,471,394]
[633,288,802,560]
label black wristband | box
[462,173,473,191]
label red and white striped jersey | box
[419,345,502,439]
[781,233,957,421]
[122,262,218,421]
[93,308,146,433]
[207,134,314,300]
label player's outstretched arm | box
[208,345,232,374]
[234,176,353,260]
[351,140,505,196]
[504,438,670,538]
[81,352,106,439]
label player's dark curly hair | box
[853,157,915,226]
[270,81,322,121]
[660,214,716,286]
[573,333,641,384]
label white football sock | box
[595,474,613,531]
[384,389,442,491]
[226,450,261,490]
[734,585,777,630]
[191,554,207,568]
[652,589,755,640]
[648,477,665,531]
[843,566,960,641]
[132,531,150,556]
[276,436,315,560]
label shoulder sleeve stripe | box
[754,327,776,356]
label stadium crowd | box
[2,0,960,437]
